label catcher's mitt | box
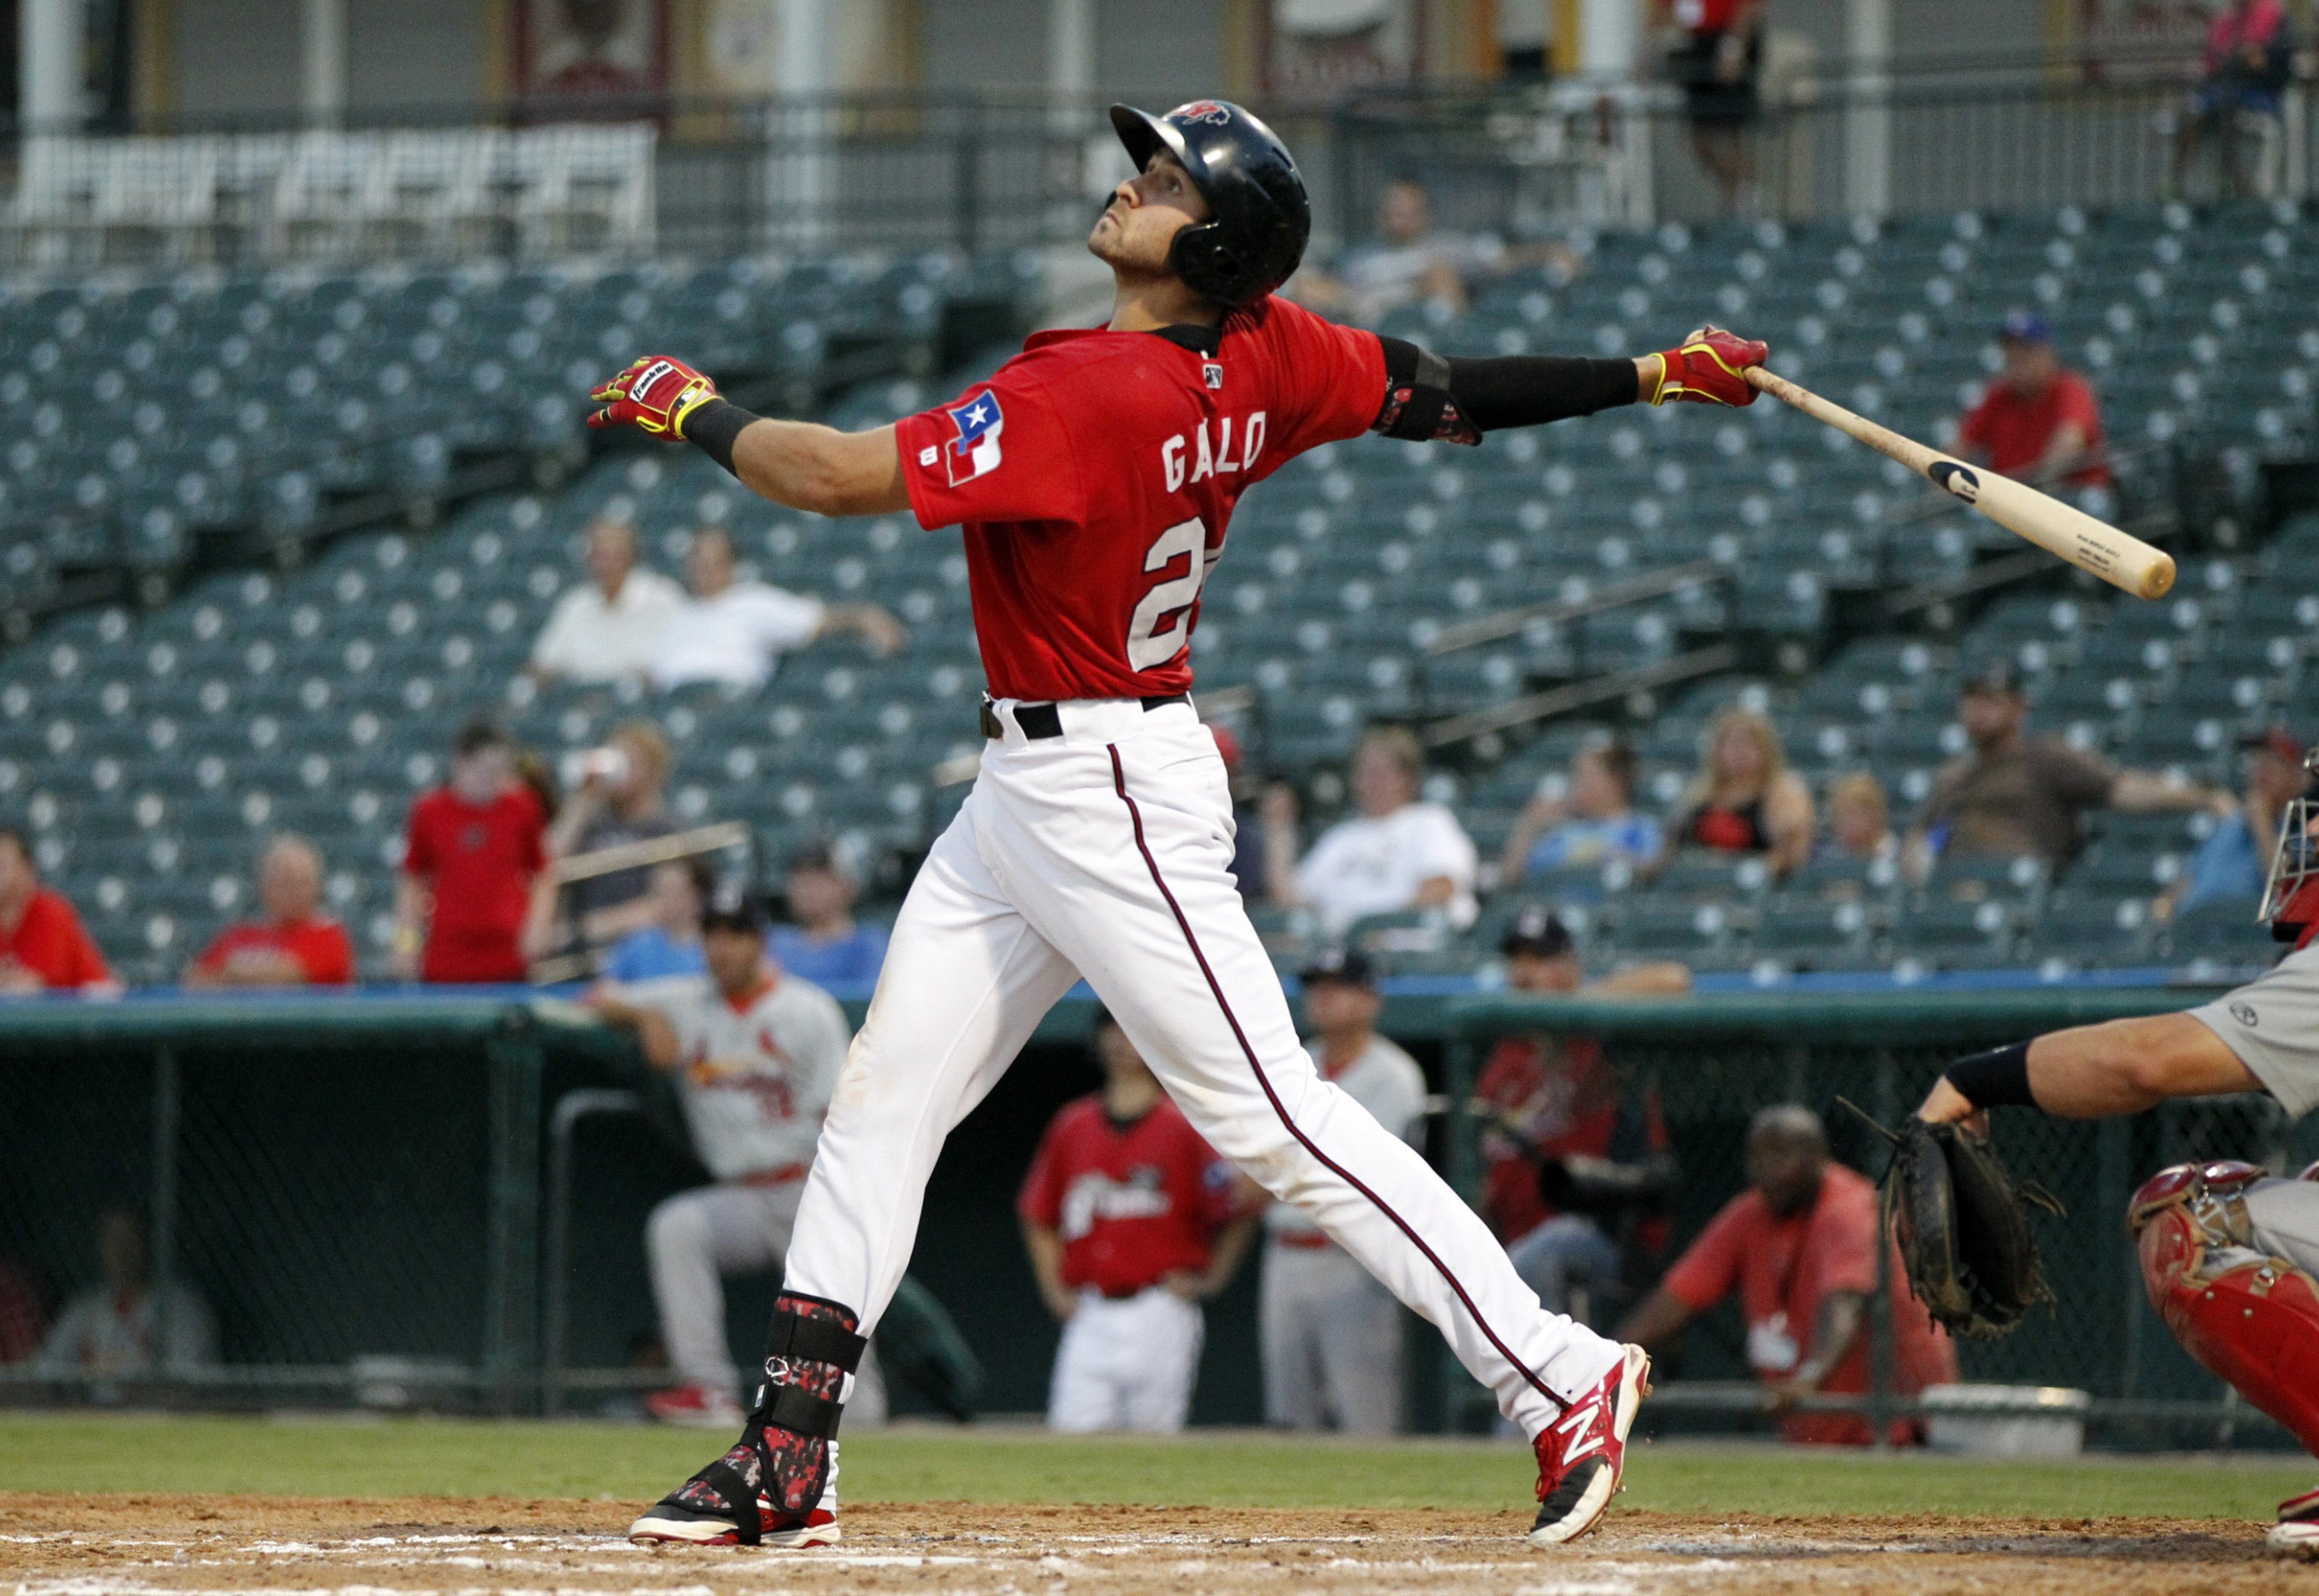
[1851,1104,2065,1340]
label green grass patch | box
[0,1415,2303,1520]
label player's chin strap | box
[682,1293,866,1546]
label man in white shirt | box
[648,527,907,691]
[528,517,685,685]
[1261,725,1479,938]
[586,885,884,1433]
[1261,948,1428,1432]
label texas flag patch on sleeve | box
[945,390,1005,486]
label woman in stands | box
[1669,708,1813,879]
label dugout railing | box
[1442,986,2316,1446]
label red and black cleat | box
[2271,1484,2319,1561]
[628,1294,863,1549]
[1529,1344,1652,1548]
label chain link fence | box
[1444,988,2318,1445]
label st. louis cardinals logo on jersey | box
[946,391,1005,486]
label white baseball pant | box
[646,1180,886,1421]
[1260,1238,1402,1433]
[1048,1286,1204,1433]
[780,697,1620,1440]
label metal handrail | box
[541,1086,644,1417]
[1425,559,1727,658]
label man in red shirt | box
[1476,910,1687,1326]
[185,834,355,987]
[0,828,116,994]
[603,99,1766,1550]
[1019,1009,1260,1433]
[1954,310,2110,493]
[1618,1106,1957,1445]
[394,720,550,983]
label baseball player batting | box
[592,99,1767,1551]
[1914,739,2319,1560]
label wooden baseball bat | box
[1741,365,2176,601]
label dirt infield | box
[0,1495,2310,1594]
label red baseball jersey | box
[192,918,355,985]
[1016,1093,1245,1297]
[895,295,1386,701]
[402,784,547,983]
[1473,1034,1670,1248]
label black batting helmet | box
[1108,100,1310,309]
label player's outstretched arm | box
[1371,326,1767,445]
[1917,1015,2263,1125]
[589,355,908,517]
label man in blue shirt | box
[2167,727,2309,920]
[766,842,887,991]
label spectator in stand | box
[1670,708,1815,879]
[36,1208,216,1385]
[183,835,353,988]
[1263,948,1426,1434]
[1290,177,1509,325]
[394,719,552,983]
[1656,0,1766,215]
[2173,0,2295,200]
[605,856,715,982]
[0,827,116,995]
[543,720,677,955]
[649,527,907,692]
[2159,726,2311,922]
[1019,1009,1262,1434]
[1261,726,1479,939]
[526,516,685,687]
[1822,772,1899,866]
[1500,736,1663,885]
[768,842,888,990]
[1907,663,2230,880]
[1618,1106,1957,1446]
[1476,909,1686,1327]
[1956,312,2112,507]
[0,1256,42,1364]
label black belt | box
[981,694,1188,740]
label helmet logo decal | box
[1175,101,1232,125]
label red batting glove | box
[588,354,721,439]
[1646,326,1769,407]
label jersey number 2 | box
[1125,515,1213,672]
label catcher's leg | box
[2130,1161,2319,1559]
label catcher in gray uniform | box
[1914,736,2319,1561]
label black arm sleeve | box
[1375,336,1639,442]
[683,397,758,475]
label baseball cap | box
[699,881,769,935]
[1499,906,1575,959]
[1999,309,2052,344]
[787,840,847,877]
[2243,725,2307,766]
[1299,946,1374,988]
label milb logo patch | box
[945,391,1005,486]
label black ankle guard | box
[751,1294,867,1439]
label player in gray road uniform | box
[1915,737,2319,1560]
